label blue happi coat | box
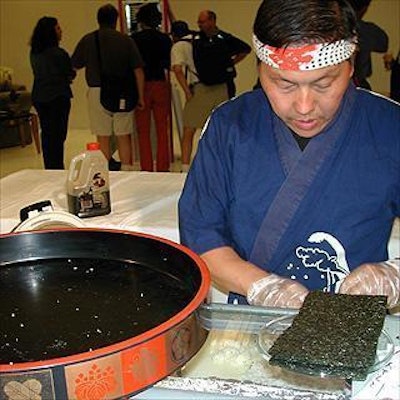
[178,84,400,304]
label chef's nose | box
[294,87,315,115]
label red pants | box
[135,81,171,171]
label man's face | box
[259,61,354,138]
[197,12,215,35]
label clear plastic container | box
[67,142,111,218]
[175,304,349,398]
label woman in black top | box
[30,17,75,169]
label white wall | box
[1,0,398,129]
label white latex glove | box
[246,273,309,309]
[339,260,400,308]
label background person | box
[196,10,251,98]
[348,0,388,90]
[170,21,197,107]
[71,3,145,171]
[383,50,400,102]
[178,0,400,309]
[170,13,251,172]
[170,20,202,172]
[30,16,75,170]
[132,3,172,172]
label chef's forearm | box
[201,246,268,296]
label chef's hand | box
[247,273,309,309]
[339,261,400,307]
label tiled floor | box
[0,129,93,178]
[0,128,186,178]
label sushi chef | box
[178,0,400,308]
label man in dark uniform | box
[196,10,251,98]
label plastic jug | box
[67,142,111,218]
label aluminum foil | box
[155,376,350,399]
[151,304,398,400]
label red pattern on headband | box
[253,34,357,71]
[270,44,317,70]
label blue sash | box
[249,86,356,268]
[228,86,357,304]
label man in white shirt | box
[170,20,228,172]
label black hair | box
[347,0,372,12]
[136,3,162,29]
[253,0,357,48]
[170,20,191,38]
[97,4,118,28]
[30,16,58,54]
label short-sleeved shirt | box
[170,36,199,86]
[171,36,228,129]
[131,29,172,81]
[195,29,251,80]
[71,27,143,87]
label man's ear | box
[348,56,355,78]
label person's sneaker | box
[108,157,121,171]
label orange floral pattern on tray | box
[65,354,123,400]
[74,364,116,400]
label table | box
[0,112,40,152]
[1,169,399,258]
[0,170,185,239]
[1,170,399,399]
[22,112,40,153]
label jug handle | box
[67,153,86,183]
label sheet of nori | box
[268,292,387,380]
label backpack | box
[99,72,138,113]
[95,31,138,113]
[191,32,235,86]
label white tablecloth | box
[1,169,399,259]
[0,170,185,241]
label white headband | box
[253,34,357,71]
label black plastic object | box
[0,229,203,363]
[19,200,53,222]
